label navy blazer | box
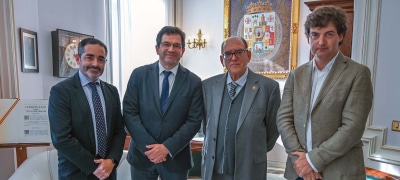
[123,61,203,171]
[48,73,126,180]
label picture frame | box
[19,28,39,73]
[51,29,94,78]
[223,0,299,79]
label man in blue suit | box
[123,26,203,180]
[49,38,126,180]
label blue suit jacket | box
[123,61,203,171]
[48,73,126,180]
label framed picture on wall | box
[223,0,299,79]
[20,28,39,73]
[51,29,94,78]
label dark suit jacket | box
[123,61,203,172]
[277,52,373,180]
[48,73,126,180]
[201,70,281,180]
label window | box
[108,0,171,98]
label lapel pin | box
[252,86,257,90]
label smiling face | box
[76,44,107,82]
[308,22,343,62]
[156,34,185,70]
[220,37,251,81]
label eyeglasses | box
[83,55,107,63]
[160,42,183,49]
[309,32,336,40]
[222,49,248,60]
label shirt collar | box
[79,71,101,86]
[312,51,339,72]
[158,62,179,76]
[227,68,248,87]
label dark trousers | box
[130,164,188,180]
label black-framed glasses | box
[160,42,183,49]
[222,49,248,60]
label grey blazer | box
[123,61,203,172]
[201,70,281,180]
[277,52,373,180]
[49,73,126,180]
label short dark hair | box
[220,36,248,54]
[77,38,108,57]
[304,5,347,43]
[156,26,186,48]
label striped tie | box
[229,82,238,99]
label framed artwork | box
[51,29,94,78]
[224,0,299,79]
[19,28,39,73]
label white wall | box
[14,0,107,100]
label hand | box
[302,172,323,180]
[144,144,168,164]
[93,159,115,180]
[292,151,314,177]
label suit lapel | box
[100,82,112,135]
[312,53,347,110]
[300,62,313,110]
[72,73,96,146]
[236,71,259,132]
[211,74,227,127]
[148,62,162,113]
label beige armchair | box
[8,149,130,180]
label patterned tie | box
[89,82,107,158]
[229,82,239,99]
[160,71,172,113]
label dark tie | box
[229,82,239,99]
[89,82,107,158]
[160,71,172,113]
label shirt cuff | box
[306,153,319,172]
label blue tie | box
[160,71,172,113]
[89,82,107,158]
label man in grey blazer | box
[201,36,281,180]
[123,26,203,180]
[277,6,373,180]
[49,38,126,180]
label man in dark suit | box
[48,38,126,180]
[123,26,203,180]
[277,6,373,180]
[201,36,281,180]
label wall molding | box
[355,0,400,170]
[0,0,19,98]
[363,126,400,165]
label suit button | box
[213,138,216,141]
[212,156,214,159]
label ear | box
[220,56,225,67]
[338,34,344,45]
[155,45,160,55]
[75,54,81,65]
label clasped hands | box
[292,151,323,180]
[93,158,115,180]
[145,144,169,164]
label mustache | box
[86,66,101,71]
